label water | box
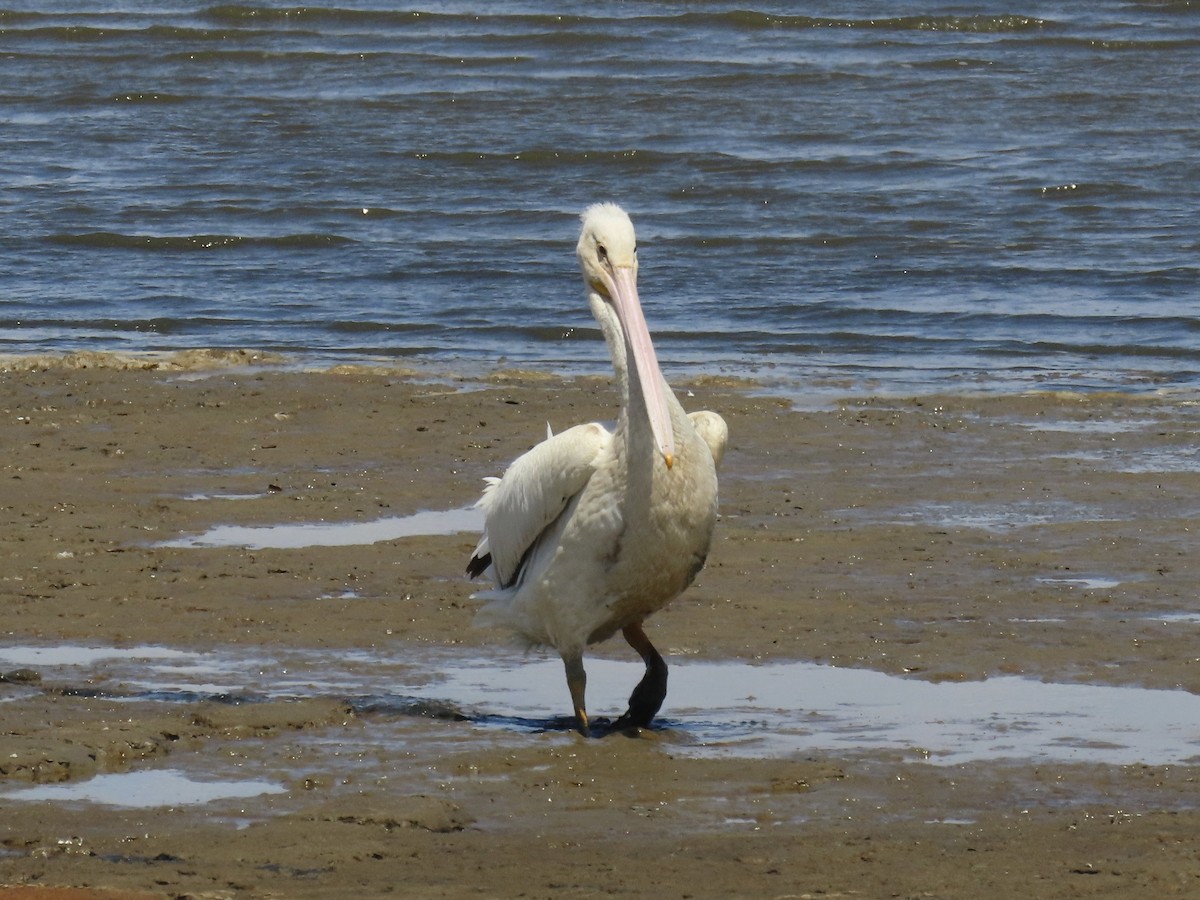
[3,769,287,808]
[155,504,482,549]
[2,3,1198,395]
[3,642,1199,766]
[0,644,194,667]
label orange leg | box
[562,651,590,736]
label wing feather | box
[468,422,609,588]
[688,410,728,469]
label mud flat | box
[1,354,1199,898]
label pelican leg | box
[562,651,590,737]
[613,621,668,730]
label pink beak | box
[602,266,676,469]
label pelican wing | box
[688,410,729,469]
[468,421,610,588]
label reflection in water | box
[0,645,193,667]
[1156,612,1200,625]
[1036,575,1127,590]
[415,656,1200,766]
[4,769,286,808]
[882,499,1118,531]
[155,505,483,549]
[2,644,1197,767]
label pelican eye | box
[596,243,608,263]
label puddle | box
[4,643,1198,767]
[1047,446,1200,474]
[0,645,194,668]
[1113,446,1200,474]
[1155,612,1200,625]
[156,505,482,549]
[3,769,286,808]
[1012,418,1154,435]
[1037,575,1126,590]
[181,491,269,502]
[412,656,1200,766]
[847,500,1119,531]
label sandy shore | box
[1,352,1199,898]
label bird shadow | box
[348,693,667,739]
[42,684,670,741]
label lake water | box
[2,2,1198,395]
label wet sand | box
[1,352,1199,898]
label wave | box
[0,316,239,333]
[46,232,353,251]
[1022,35,1200,51]
[397,146,866,173]
[402,147,683,167]
[199,6,1053,34]
[199,5,595,28]
[3,5,1058,34]
[711,11,1054,33]
[202,5,462,25]
[110,92,189,104]
[326,320,438,335]
[0,23,291,42]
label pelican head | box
[577,202,638,288]
[577,204,675,468]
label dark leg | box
[612,621,668,730]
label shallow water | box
[1156,612,1200,625]
[156,505,482,549]
[2,2,1198,396]
[3,643,1198,768]
[1036,574,1128,590]
[0,645,194,667]
[843,498,1120,531]
[4,769,287,809]
[421,655,1200,766]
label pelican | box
[466,203,727,735]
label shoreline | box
[1,354,1199,896]
[3,347,1197,408]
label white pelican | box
[467,203,727,735]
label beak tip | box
[664,452,675,470]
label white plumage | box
[467,203,727,735]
